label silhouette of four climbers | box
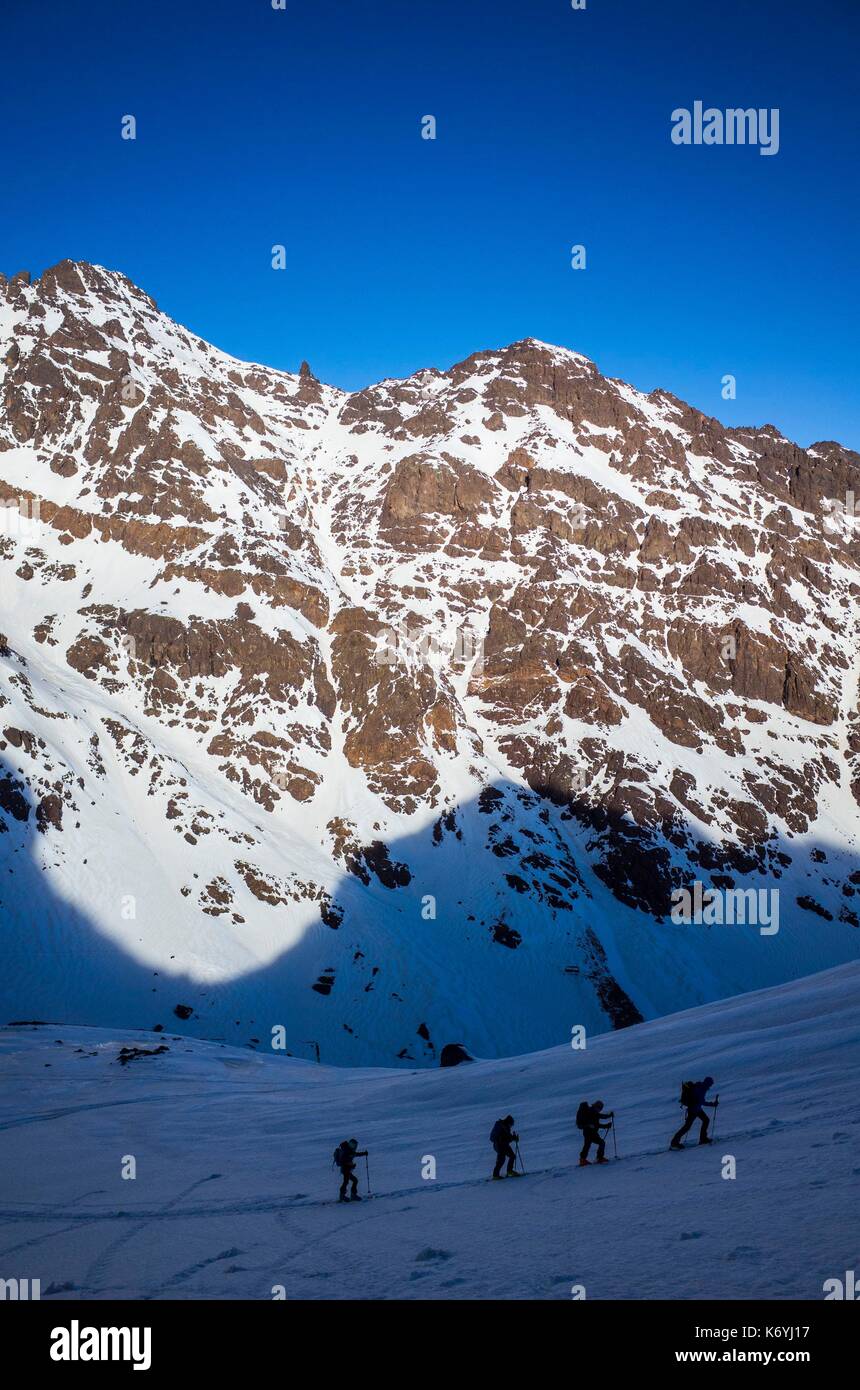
[333,1077,718,1195]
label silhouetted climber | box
[333,1137,368,1201]
[671,1077,718,1148]
[576,1099,614,1165]
[490,1114,521,1179]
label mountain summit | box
[1,260,858,1064]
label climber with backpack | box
[489,1114,522,1179]
[333,1137,368,1201]
[576,1099,614,1166]
[670,1077,718,1148]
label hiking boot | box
[350,1193,362,1201]
[579,1158,591,1166]
[670,1141,683,1150]
[698,1138,712,1146]
[596,1157,610,1164]
[491,1173,503,1180]
[508,1170,523,1177]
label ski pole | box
[712,1096,719,1142]
[515,1141,525,1174]
[612,1120,618,1160]
[365,1152,371,1195]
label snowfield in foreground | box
[0,962,857,1301]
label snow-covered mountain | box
[1,259,858,1064]
[1,962,857,1300]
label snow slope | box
[0,961,857,1300]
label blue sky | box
[2,0,858,448]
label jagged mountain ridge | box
[0,259,858,1064]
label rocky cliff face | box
[1,260,858,1064]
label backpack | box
[333,1141,350,1167]
[680,1080,696,1108]
[489,1120,505,1146]
[575,1101,591,1130]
